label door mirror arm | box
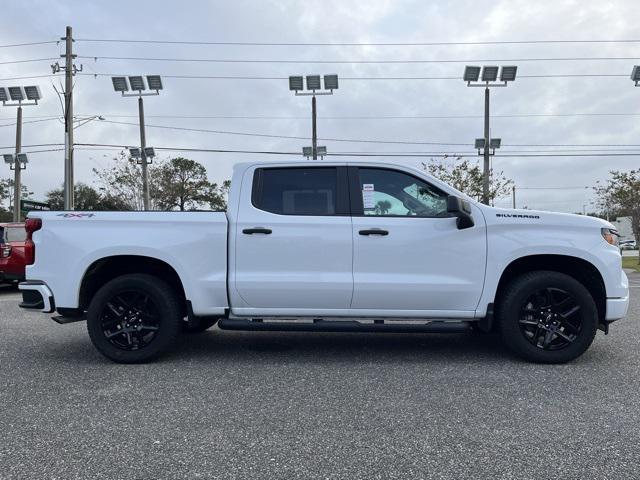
[447,195,475,230]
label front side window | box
[254,167,338,216]
[358,168,449,217]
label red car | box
[0,223,28,284]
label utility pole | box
[512,185,516,209]
[311,95,318,160]
[63,25,74,211]
[138,97,150,210]
[13,106,22,222]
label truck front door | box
[349,166,487,316]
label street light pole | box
[311,95,317,160]
[483,87,490,205]
[138,97,150,210]
[464,65,517,206]
[13,105,22,222]
[110,75,162,210]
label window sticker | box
[362,183,375,209]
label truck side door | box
[231,166,353,314]
[349,166,487,316]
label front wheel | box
[86,274,182,363]
[497,271,598,363]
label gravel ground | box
[1,278,639,480]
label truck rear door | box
[231,166,353,313]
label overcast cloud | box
[1,0,640,213]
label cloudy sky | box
[1,0,639,212]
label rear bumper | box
[18,281,55,313]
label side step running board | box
[51,316,85,325]
[218,318,472,334]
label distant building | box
[611,216,634,241]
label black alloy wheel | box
[498,271,598,363]
[518,287,582,351]
[99,291,161,351]
[87,274,181,363]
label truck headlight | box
[601,228,619,247]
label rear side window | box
[6,227,26,243]
[253,168,342,216]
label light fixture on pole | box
[289,74,338,160]
[1,85,41,221]
[631,65,640,86]
[111,75,163,210]
[3,153,28,170]
[464,65,517,205]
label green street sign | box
[21,200,50,212]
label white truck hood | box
[479,206,614,230]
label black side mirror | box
[447,195,475,230]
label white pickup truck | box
[19,161,629,364]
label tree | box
[593,170,640,263]
[0,178,34,220]
[92,151,162,211]
[92,153,230,211]
[422,157,513,205]
[156,157,210,211]
[46,183,130,211]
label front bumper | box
[606,296,629,321]
[18,281,55,313]
[605,269,629,322]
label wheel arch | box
[78,255,188,315]
[494,254,606,324]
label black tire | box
[182,317,218,334]
[497,271,598,363]
[86,274,182,363]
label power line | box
[0,118,61,128]
[77,72,630,81]
[0,74,61,81]
[97,119,640,148]
[0,40,58,48]
[0,143,64,150]
[74,142,640,158]
[78,55,640,64]
[97,119,471,146]
[0,57,58,65]
[72,112,640,120]
[74,38,640,47]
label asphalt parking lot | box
[1,279,640,480]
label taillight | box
[24,218,42,265]
[1,244,10,258]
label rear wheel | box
[86,274,182,363]
[497,271,598,363]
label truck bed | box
[26,211,229,316]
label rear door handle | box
[359,229,389,236]
[243,228,272,235]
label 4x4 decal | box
[56,213,95,218]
